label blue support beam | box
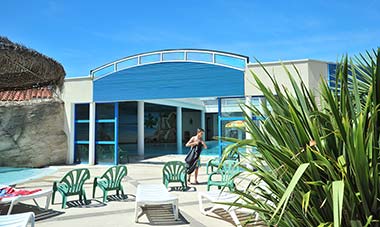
[217,98,222,157]
[114,102,119,165]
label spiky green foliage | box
[222,49,380,226]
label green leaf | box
[302,190,311,214]
[332,180,344,227]
[271,163,310,224]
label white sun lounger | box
[0,189,52,215]
[0,212,35,227]
[198,190,257,227]
[135,184,179,223]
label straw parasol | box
[0,36,65,91]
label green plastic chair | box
[162,161,187,191]
[207,160,238,191]
[206,152,240,174]
[92,165,127,203]
[52,168,90,209]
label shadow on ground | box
[138,204,189,225]
[0,203,64,221]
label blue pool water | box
[124,140,221,157]
[0,167,57,186]
[122,140,255,158]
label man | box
[185,128,207,184]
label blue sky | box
[2,0,379,77]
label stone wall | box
[0,100,67,167]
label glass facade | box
[74,104,90,163]
[74,97,266,164]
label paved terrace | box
[0,155,263,227]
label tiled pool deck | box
[0,155,263,227]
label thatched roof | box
[0,36,65,91]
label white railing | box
[90,49,249,80]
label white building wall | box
[245,59,328,98]
[61,77,93,164]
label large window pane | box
[144,103,177,156]
[163,52,184,61]
[140,53,160,64]
[119,102,138,156]
[96,103,114,119]
[96,123,114,141]
[215,54,246,69]
[221,120,246,140]
[75,123,89,141]
[117,57,138,70]
[96,144,114,163]
[221,98,245,117]
[187,52,212,62]
[118,145,129,164]
[75,144,89,163]
[75,104,89,120]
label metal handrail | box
[91,49,249,80]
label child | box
[185,128,207,184]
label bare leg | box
[195,167,199,184]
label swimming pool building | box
[62,49,336,165]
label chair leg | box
[103,190,108,203]
[82,190,88,205]
[207,184,210,191]
[45,193,51,210]
[120,186,125,198]
[92,185,96,198]
[62,195,67,209]
[51,190,56,205]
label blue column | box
[114,102,119,165]
[217,98,222,157]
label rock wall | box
[0,101,67,167]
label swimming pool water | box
[123,140,221,157]
[0,167,57,186]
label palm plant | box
[221,48,380,226]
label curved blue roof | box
[91,49,248,79]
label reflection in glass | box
[221,120,246,140]
[221,98,245,117]
[96,123,114,141]
[75,104,89,120]
[75,123,89,141]
[96,144,114,163]
[75,144,89,163]
[144,103,177,155]
[118,102,138,156]
[96,103,114,119]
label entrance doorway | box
[205,113,217,141]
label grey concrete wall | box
[0,101,67,167]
